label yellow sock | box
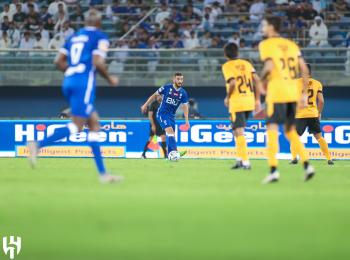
[234,137,242,160]
[267,129,279,167]
[285,130,309,163]
[290,142,298,160]
[317,137,332,161]
[236,135,248,162]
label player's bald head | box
[85,9,102,28]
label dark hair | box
[174,72,183,77]
[224,42,238,59]
[265,16,281,33]
[306,63,312,74]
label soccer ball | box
[168,151,180,162]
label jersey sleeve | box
[259,41,271,62]
[222,64,235,83]
[157,85,166,95]
[93,32,110,58]
[181,90,189,104]
[318,82,323,93]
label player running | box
[141,73,190,160]
[221,42,263,170]
[290,64,333,165]
[258,16,315,184]
[141,95,167,159]
[27,10,122,183]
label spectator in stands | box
[70,4,84,25]
[249,0,265,21]
[33,32,48,50]
[8,22,21,47]
[90,0,104,5]
[298,1,318,20]
[200,31,212,48]
[211,2,223,19]
[60,21,74,39]
[170,7,183,23]
[38,23,50,43]
[239,38,246,48]
[48,0,68,16]
[40,5,52,24]
[19,31,34,49]
[228,32,240,46]
[333,0,350,16]
[309,16,329,47]
[1,16,10,32]
[0,4,13,23]
[153,23,163,41]
[27,3,39,22]
[184,30,200,49]
[9,0,21,16]
[155,2,170,27]
[171,33,184,48]
[12,3,26,25]
[0,31,10,49]
[48,33,64,50]
[183,4,201,25]
[199,6,215,32]
[44,17,55,38]
[162,19,179,39]
[106,0,122,22]
[22,0,39,14]
[25,16,40,33]
[312,0,327,14]
[54,3,69,34]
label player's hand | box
[224,96,229,107]
[255,100,261,113]
[299,93,308,109]
[108,75,119,87]
[141,104,148,114]
[151,125,156,133]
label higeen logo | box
[14,124,128,143]
[2,236,21,259]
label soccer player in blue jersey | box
[141,73,190,159]
[27,10,122,183]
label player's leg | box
[160,134,167,158]
[87,112,122,183]
[165,126,177,154]
[283,104,315,181]
[230,113,242,169]
[311,119,333,164]
[290,118,307,164]
[141,126,154,159]
[232,112,250,170]
[262,103,282,184]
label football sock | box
[236,135,249,162]
[234,137,242,161]
[290,142,298,160]
[285,130,309,163]
[88,131,106,175]
[142,141,150,155]
[161,141,167,158]
[166,133,177,153]
[38,122,78,148]
[317,137,332,161]
[267,129,279,169]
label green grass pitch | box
[1,158,350,260]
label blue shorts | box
[62,73,96,118]
[157,114,175,130]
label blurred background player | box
[290,64,333,165]
[141,95,167,159]
[258,16,315,184]
[27,10,122,184]
[222,42,263,170]
[141,73,190,159]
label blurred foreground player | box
[290,64,333,165]
[27,10,122,183]
[141,95,167,159]
[258,16,315,184]
[222,42,263,170]
[141,73,190,159]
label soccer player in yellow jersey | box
[258,16,315,183]
[222,43,263,170]
[290,64,333,165]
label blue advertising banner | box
[0,120,349,159]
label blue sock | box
[38,126,71,148]
[166,134,177,153]
[88,132,106,175]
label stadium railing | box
[0,47,349,87]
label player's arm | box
[182,102,190,126]
[252,73,264,112]
[54,52,68,72]
[93,55,118,86]
[260,59,274,81]
[141,92,160,114]
[298,57,309,108]
[224,78,235,108]
[317,89,324,119]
